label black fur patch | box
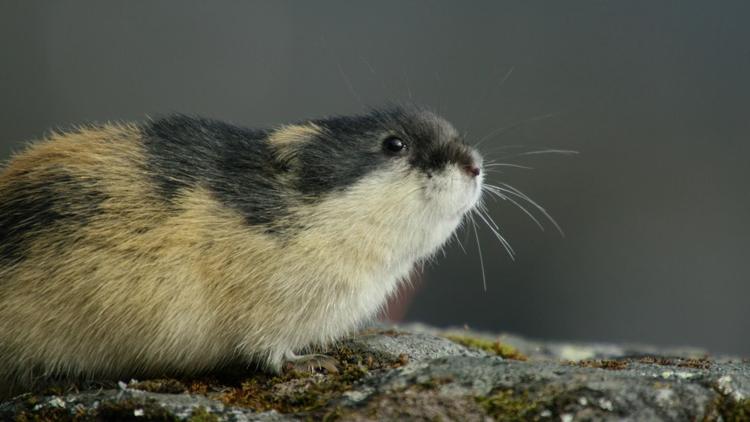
[299,106,473,193]
[296,113,386,196]
[142,108,472,229]
[142,115,287,226]
[0,171,106,265]
[372,107,474,174]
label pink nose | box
[464,165,481,177]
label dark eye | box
[383,137,406,154]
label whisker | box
[497,66,515,89]
[320,35,363,108]
[481,144,543,152]
[482,149,579,162]
[336,61,364,108]
[470,65,515,119]
[359,55,390,95]
[478,205,505,235]
[484,187,545,231]
[481,186,504,202]
[477,206,515,253]
[490,183,565,236]
[483,163,534,170]
[477,203,499,230]
[473,208,516,260]
[514,149,579,156]
[469,214,487,292]
[452,229,468,254]
[475,111,563,147]
[482,169,508,176]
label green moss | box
[320,406,344,421]
[220,360,369,414]
[573,359,629,370]
[637,356,712,370]
[414,376,453,391]
[187,406,219,422]
[445,334,527,361]
[707,394,750,422]
[476,386,617,421]
[572,356,713,372]
[476,390,545,421]
[6,341,405,419]
[129,379,187,394]
[357,328,406,337]
[217,344,403,416]
[13,407,71,422]
[724,399,750,422]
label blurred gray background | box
[2,1,748,354]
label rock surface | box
[2,324,748,421]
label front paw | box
[282,352,339,374]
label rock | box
[2,325,748,421]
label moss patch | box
[339,388,487,421]
[716,398,750,422]
[187,406,219,422]
[183,343,406,417]
[476,389,546,421]
[637,356,711,370]
[476,386,614,421]
[217,350,369,414]
[6,341,408,420]
[357,327,406,337]
[571,356,712,371]
[129,379,188,394]
[12,407,71,422]
[573,359,629,370]
[444,334,528,361]
[705,389,750,422]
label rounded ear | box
[267,123,323,170]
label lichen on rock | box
[1,325,748,421]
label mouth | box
[469,172,484,202]
[424,163,484,219]
[453,179,483,218]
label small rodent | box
[0,106,483,394]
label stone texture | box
[2,325,748,421]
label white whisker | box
[484,187,545,231]
[490,183,565,236]
[514,149,579,156]
[469,214,487,292]
[477,203,499,230]
[452,228,468,254]
[475,111,563,147]
[483,163,534,170]
[472,208,515,260]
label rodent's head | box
[271,106,482,250]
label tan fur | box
[267,123,322,147]
[0,119,480,396]
[267,123,323,166]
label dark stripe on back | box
[141,115,287,227]
[0,170,106,265]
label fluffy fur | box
[0,106,483,395]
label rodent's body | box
[0,107,482,394]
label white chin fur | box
[424,165,482,220]
[267,163,482,367]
